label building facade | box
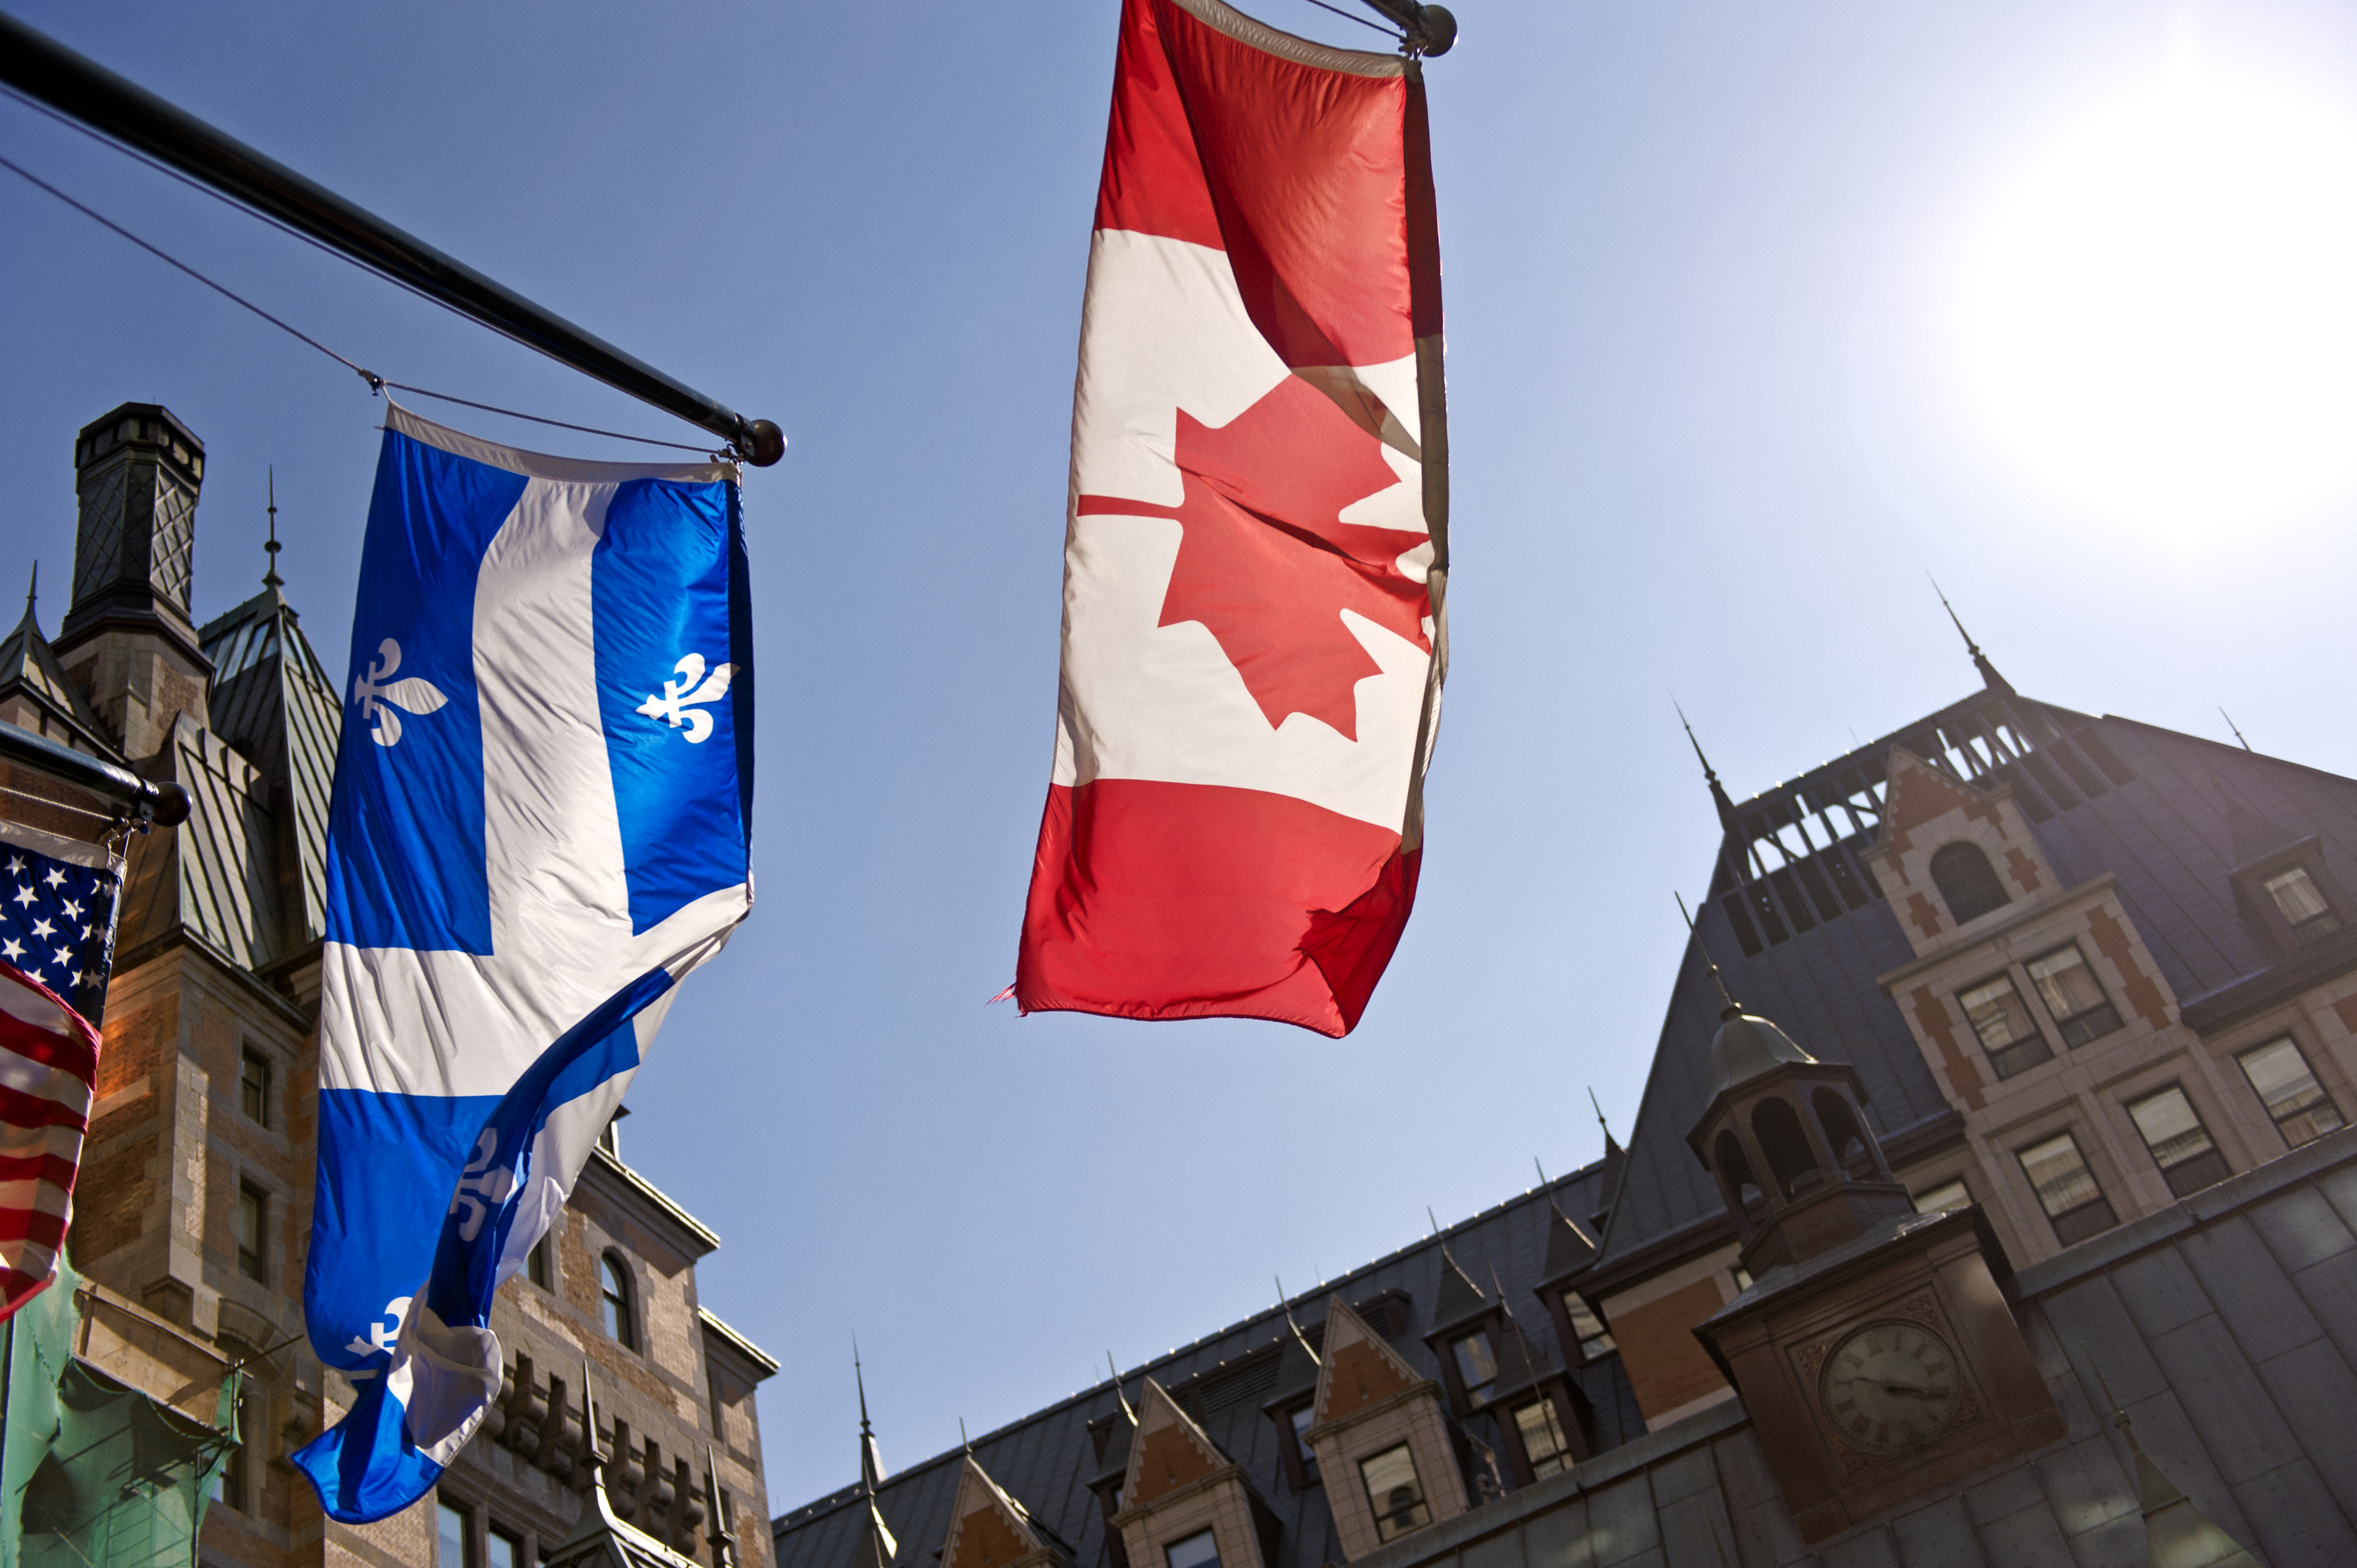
[772,649,2357,1567]
[0,402,776,1568]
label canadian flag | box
[1016,0,1447,1036]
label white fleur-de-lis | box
[635,652,735,743]
[351,638,449,747]
[344,1294,413,1362]
[448,1127,517,1242]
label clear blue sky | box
[7,0,2357,1517]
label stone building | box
[771,644,2357,1567]
[0,402,776,1568]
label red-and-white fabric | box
[1016,0,1447,1036]
[0,961,99,1318]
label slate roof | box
[772,1160,1642,1568]
[1590,679,2357,1277]
[0,582,120,763]
[113,577,341,973]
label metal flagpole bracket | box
[1358,0,1456,56]
[0,719,190,830]
[0,13,787,466]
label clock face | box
[1818,1320,1961,1456]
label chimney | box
[56,403,214,758]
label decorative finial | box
[264,467,284,589]
[1674,697,1741,830]
[1676,891,1743,1020]
[1533,1155,1548,1188]
[1586,1086,1621,1158]
[855,1336,889,1494]
[2219,707,2252,752]
[1928,574,2012,693]
[22,562,35,622]
[1107,1352,1136,1425]
[1427,1205,1441,1238]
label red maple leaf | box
[1078,376,1429,740]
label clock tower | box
[1683,993,2064,1544]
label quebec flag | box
[295,404,754,1522]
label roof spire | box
[1676,891,1744,1021]
[1928,575,2012,694]
[21,563,34,624]
[2219,706,2253,752]
[707,1442,742,1568]
[263,466,285,590]
[1674,697,1740,830]
[855,1338,888,1492]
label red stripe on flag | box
[1015,779,1417,1037]
[0,964,99,1321]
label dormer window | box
[1560,1291,1614,1360]
[1510,1399,1571,1479]
[2264,866,2340,938]
[1448,1331,1497,1406]
[1287,1405,1318,1478]
[1931,842,2009,925]
[1164,1530,1218,1568]
[2237,1037,2344,1149]
[1959,973,2050,1079]
[2025,944,2120,1048]
[1358,1445,1430,1543]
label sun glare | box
[1956,59,2357,530]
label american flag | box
[0,825,118,1319]
[0,826,121,1021]
[0,960,98,1318]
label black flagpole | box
[0,12,785,466]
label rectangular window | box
[1960,974,2051,1079]
[2127,1087,2232,1198]
[486,1527,521,1568]
[1912,1177,1970,1213]
[527,1237,549,1290]
[1164,1529,1220,1568]
[236,1183,267,1283]
[1359,1444,1430,1543]
[1288,1403,1318,1475]
[710,1366,729,1443]
[2017,1132,2116,1246]
[1450,1330,1498,1405]
[2238,1037,2345,1149]
[437,1499,474,1568]
[1561,1291,1615,1360]
[2264,866,2339,935]
[1512,1398,1571,1479]
[239,1047,271,1128]
[2027,944,2121,1048]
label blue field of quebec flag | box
[295,404,754,1522]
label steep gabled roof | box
[774,1159,1643,1568]
[0,581,119,763]
[1122,1380,1233,1510]
[1592,687,2357,1278]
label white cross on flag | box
[1015,0,1447,1035]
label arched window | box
[1931,842,2010,925]
[1714,1129,1765,1233]
[600,1253,639,1352]
[1751,1098,1818,1201]
[1813,1088,1876,1179]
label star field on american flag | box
[0,835,120,1022]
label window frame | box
[2015,1129,2118,1246]
[436,1496,477,1568]
[2235,1034,2346,1150]
[235,1180,268,1283]
[1357,1443,1431,1544]
[1559,1288,1615,1363]
[2232,840,2353,955]
[2124,1083,2233,1199]
[1163,1527,1221,1568]
[2262,865,2339,939]
[2023,942,2123,1049]
[599,1250,640,1353]
[1930,840,2011,925]
[1956,970,2052,1080]
[525,1234,551,1290]
[1509,1395,1573,1481]
[1448,1327,1498,1408]
[238,1045,272,1129]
